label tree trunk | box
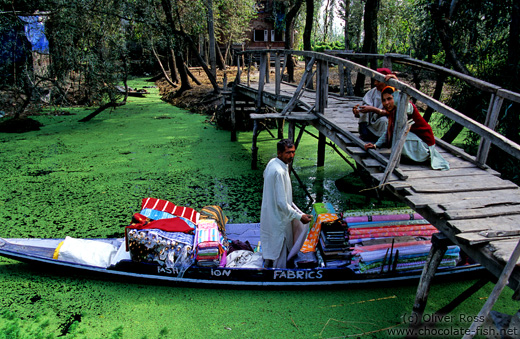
[342,0,350,50]
[161,0,219,93]
[303,0,314,52]
[354,0,380,96]
[206,0,217,78]
[323,0,333,43]
[429,1,473,142]
[429,2,470,75]
[284,0,304,83]
[173,52,192,97]
[151,44,177,88]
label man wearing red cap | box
[352,68,397,141]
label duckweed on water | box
[0,79,518,338]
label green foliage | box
[312,40,345,52]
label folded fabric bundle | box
[348,224,436,239]
[196,219,223,244]
[351,240,432,254]
[195,219,226,267]
[345,213,423,224]
[353,245,460,273]
[141,197,199,224]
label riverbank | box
[0,78,517,338]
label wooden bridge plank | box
[487,239,520,265]
[405,188,520,209]
[456,233,520,245]
[448,215,520,234]
[405,175,517,193]
[444,205,520,220]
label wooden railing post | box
[247,53,252,87]
[275,52,281,96]
[256,52,266,112]
[339,63,345,96]
[476,92,504,166]
[235,53,241,85]
[383,53,393,70]
[316,59,329,114]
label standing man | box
[260,139,312,268]
[352,68,397,141]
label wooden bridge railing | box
[233,49,520,175]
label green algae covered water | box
[0,79,517,338]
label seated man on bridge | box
[352,68,398,141]
[364,86,450,171]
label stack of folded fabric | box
[342,209,461,274]
[318,218,350,267]
[352,243,460,274]
[195,219,225,267]
[125,198,197,269]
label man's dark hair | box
[277,139,295,153]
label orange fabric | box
[300,213,337,253]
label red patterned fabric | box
[126,214,193,233]
[141,197,198,224]
[349,224,436,240]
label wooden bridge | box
[229,49,520,335]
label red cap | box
[377,68,393,75]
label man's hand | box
[300,214,312,224]
[364,143,376,151]
[352,104,360,117]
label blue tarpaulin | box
[18,16,49,54]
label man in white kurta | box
[260,139,312,268]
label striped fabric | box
[141,198,199,224]
[196,219,221,244]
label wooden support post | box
[265,50,270,84]
[409,233,450,335]
[277,119,284,139]
[317,132,326,167]
[251,120,259,170]
[463,238,520,339]
[295,124,305,149]
[339,63,345,96]
[476,93,504,167]
[316,59,329,116]
[288,121,295,142]
[432,277,490,322]
[315,59,328,168]
[275,52,281,96]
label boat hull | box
[0,237,483,287]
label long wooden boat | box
[0,222,483,287]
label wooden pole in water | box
[463,238,520,339]
[316,59,328,167]
[409,233,449,334]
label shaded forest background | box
[1,0,519,182]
